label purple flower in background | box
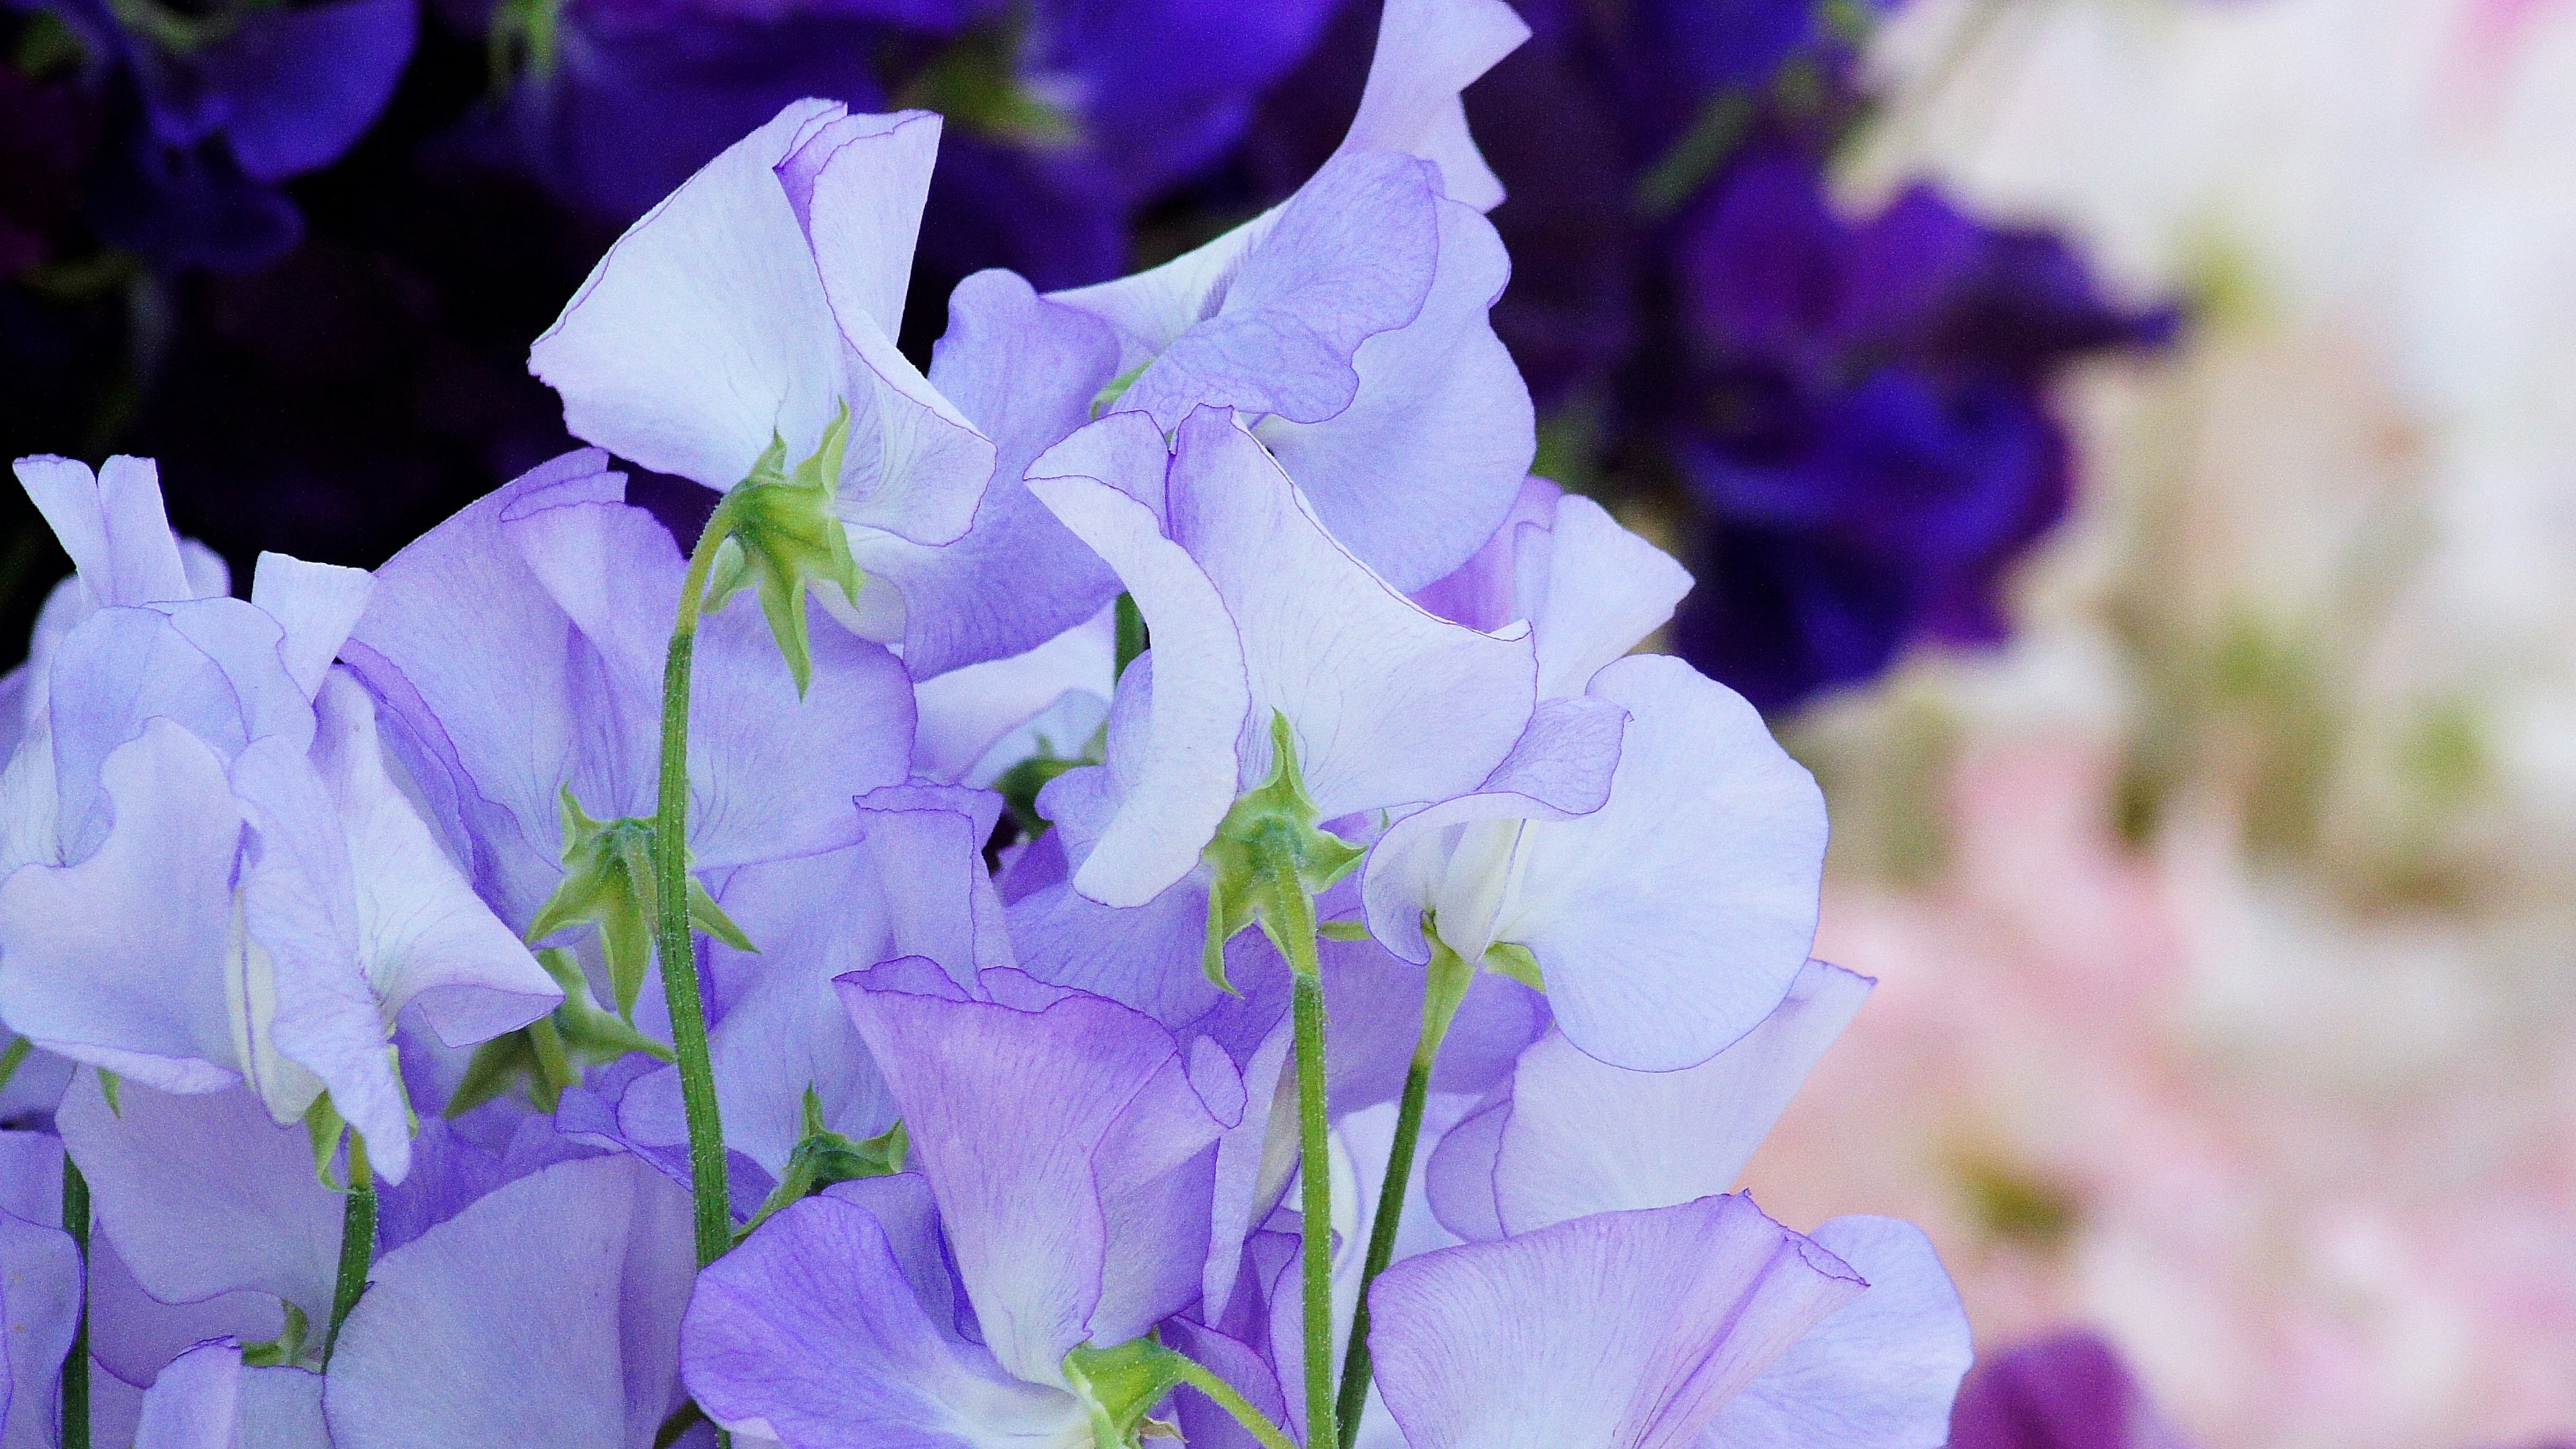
[1663,152,2176,710]
[1948,1333,2197,1449]
[6,0,415,272]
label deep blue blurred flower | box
[1666,149,2174,710]
[8,0,415,272]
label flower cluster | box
[0,3,1974,1445]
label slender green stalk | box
[1332,940,1474,1445]
[60,1155,89,1449]
[658,501,739,1269]
[1171,1355,1303,1449]
[1247,843,1338,1449]
[325,1134,376,1362]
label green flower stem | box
[59,1154,89,1449]
[1332,937,1477,1446]
[1171,1354,1303,1449]
[325,1134,376,1361]
[1250,845,1340,1449]
[659,500,741,1269]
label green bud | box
[705,409,866,698]
[446,947,677,1118]
[738,1087,908,1240]
[527,786,754,1023]
[1199,712,1364,989]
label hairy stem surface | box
[659,503,738,1267]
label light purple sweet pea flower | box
[1024,406,1536,908]
[681,963,1236,1444]
[1423,961,1974,1449]
[1359,649,1826,1073]
[528,100,1006,657]
[1366,1194,1870,1449]
[0,1130,82,1449]
[1046,0,1533,591]
[0,455,559,1181]
[617,782,1014,1175]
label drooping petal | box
[1493,655,1825,1071]
[1368,1195,1864,1449]
[1428,960,1871,1240]
[530,101,851,494]
[324,1155,695,1449]
[58,1076,343,1323]
[1334,0,1530,211]
[839,965,1227,1384]
[1705,1217,1973,1449]
[683,1181,1088,1448]
[1024,419,1250,906]
[0,721,243,1093]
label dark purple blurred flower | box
[0,62,99,278]
[1666,150,2174,711]
[9,0,416,272]
[1949,1332,2197,1449]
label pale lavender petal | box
[1521,496,1694,698]
[1431,960,1872,1240]
[130,1344,326,1449]
[683,1187,1085,1448]
[1257,197,1531,591]
[248,552,375,700]
[1369,1196,1864,1449]
[1705,1218,1973,1449]
[87,1234,286,1395]
[13,454,191,608]
[325,1155,694,1449]
[1497,655,1826,1071]
[1335,0,1529,211]
[307,671,558,1047]
[0,1198,80,1449]
[839,965,1226,1383]
[59,1076,342,1322]
[46,607,260,860]
[1024,417,1250,906]
[1118,154,1438,432]
[909,602,1114,783]
[1162,407,1535,821]
[531,101,851,493]
[0,722,243,1093]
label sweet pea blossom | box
[1049,0,1536,591]
[1024,406,1536,910]
[1361,485,1825,1071]
[0,1130,81,1447]
[0,455,559,1179]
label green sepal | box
[1483,941,1545,992]
[1318,920,1373,942]
[1113,592,1148,680]
[688,879,757,954]
[738,1087,908,1240]
[1199,713,1366,984]
[1063,1337,1192,1449]
[97,1067,121,1116]
[446,947,676,1118]
[240,1301,311,1369]
[304,1095,348,1191]
[527,784,661,1021]
[704,410,866,698]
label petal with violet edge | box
[683,1181,1088,1448]
[1427,959,1870,1240]
[1335,0,1529,211]
[1493,654,1825,1071]
[1703,1216,1973,1449]
[131,1340,330,1449]
[13,454,191,608]
[1369,1195,1864,1449]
